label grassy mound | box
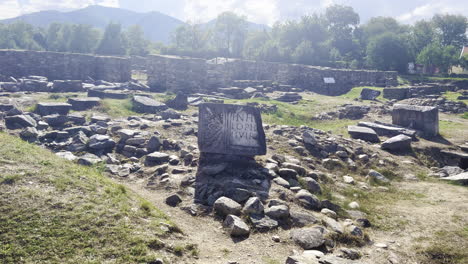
[0,133,185,263]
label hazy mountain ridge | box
[1,5,269,44]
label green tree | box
[325,5,360,57]
[95,22,126,55]
[409,20,436,59]
[69,24,100,54]
[214,12,248,57]
[125,25,150,56]
[432,14,467,48]
[366,32,410,72]
[459,54,468,70]
[417,43,459,73]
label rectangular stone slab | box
[198,103,266,156]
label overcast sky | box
[0,0,467,25]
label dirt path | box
[124,182,299,264]
[122,177,467,264]
[360,180,468,264]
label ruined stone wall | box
[0,50,131,82]
[146,55,398,95]
[383,85,456,100]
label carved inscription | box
[228,111,259,147]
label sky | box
[0,0,467,25]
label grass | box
[442,91,468,104]
[0,132,187,263]
[225,87,385,135]
[400,74,468,83]
[439,119,468,139]
[462,112,468,119]
[415,228,468,264]
[94,98,140,118]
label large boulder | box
[88,135,116,151]
[348,125,380,143]
[442,172,468,185]
[213,196,242,217]
[295,189,321,210]
[145,152,170,165]
[5,115,37,129]
[360,88,381,100]
[132,96,167,113]
[290,227,326,249]
[36,103,71,116]
[381,134,412,151]
[223,215,250,236]
[68,97,101,111]
[166,93,188,110]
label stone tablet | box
[198,103,266,156]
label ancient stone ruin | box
[392,104,439,137]
[146,55,398,95]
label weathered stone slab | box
[36,102,71,116]
[392,104,439,137]
[442,172,468,185]
[52,80,83,92]
[198,103,266,156]
[88,89,129,99]
[347,125,380,143]
[5,115,37,129]
[68,97,101,111]
[132,95,168,113]
[381,134,412,151]
[360,88,381,100]
[358,121,416,139]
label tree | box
[417,43,459,73]
[125,25,150,56]
[459,54,468,70]
[69,24,100,54]
[366,32,410,72]
[410,20,436,59]
[95,22,126,55]
[214,12,248,57]
[325,5,360,57]
[171,23,211,55]
[432,14,467,48]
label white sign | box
[324,77,335,84]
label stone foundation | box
[383,85,456,100]
[146,55,398,95]
[0,50,131,82]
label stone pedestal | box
[392,104,439,137]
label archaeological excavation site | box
[0,4,467,264]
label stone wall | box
[0,50,131,82]
[146,55,398,95]
[383,85,456,100]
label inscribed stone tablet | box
[324,77,335,84]
[198,103,266,156]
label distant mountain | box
[0,5,185,44]
[0,5,270,44]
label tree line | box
[0,5,466,73]
[167,6,467,73]
[0,21,151,56]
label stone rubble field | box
[1,74,468,264]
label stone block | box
[36,103,71,116]
[392,104,439,136]
[198,103,266,156]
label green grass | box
[415,228,468,264]
[439,119,468,139]
[338,86,387,101]
[0,132,186,263]
[225,87,385,135]
[442,91,468,104]
[462,112,468,119]
[95,98,140,118]
[400,75,468,83]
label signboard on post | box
[198,103,267,156]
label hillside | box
[0,133,195,263]
[0,5,269,44]
[0,5,184,43]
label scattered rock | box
[290,227,326,249]
[223,215,250,236]
[213,197,242,217]
[381,134,412,151]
